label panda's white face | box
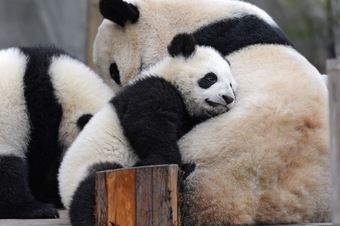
[191,48,236,117]
[174,46,236,118]
[137,34,237,118]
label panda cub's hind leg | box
[0,155,59,219]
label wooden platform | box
[0,211,332,226]
[0,209,332,226]
[0,210,70,226]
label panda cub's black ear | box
[167,33,196,58]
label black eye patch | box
[109,63,121,85]
[198,72,217,89]
[77,114,93,130]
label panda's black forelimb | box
[0,156,59,219]
[111,76,196,167]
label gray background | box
[0,0,88,61]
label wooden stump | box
[95,165,179,226]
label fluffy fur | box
[0,46,113,219]
[91,0,331,225]
[58,34,237,226]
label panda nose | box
[222,95,234,105]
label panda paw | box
[0,200,59,219]
[27,201,60,219]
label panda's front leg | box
[122,114,182,167]
[0,155,59,219]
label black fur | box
[69,162,122,226]
[168,33,196,58]
[0,46,71,219]
[181,163,196,180]
[20,46,64,208]
[109,63,121,85]
[77,114,93,130]
[111,76,203,166]
[99,0,139,27]
[0,156,59,219]
[193,15,294,56]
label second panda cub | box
[117,33,237,165]
[59,34,236,220]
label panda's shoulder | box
[120,76,181,100]
[111,76,184,113]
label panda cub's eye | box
[198,72,217,89]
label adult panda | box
[58,33,237,226]
[0,46,113,219]
[90,0,331,225]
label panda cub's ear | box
[167,33,196,58]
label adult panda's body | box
[0,46,113,219]
[90,0,330,225]
[58,34,237,226]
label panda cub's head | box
[138,33,237,118]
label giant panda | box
[81,0,330,225]
[58,33,237,226]
[0,46,113,219]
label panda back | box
[0,48,30,157]
[0,46,63,157]
[19,46,64,149]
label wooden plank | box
[96,171,107,226]
[95,165,179,226]
[135,167,153,226]
[86,0,103,71]
[327,58,340,225]
[0,210,71,226]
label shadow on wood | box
[95,164,179,226]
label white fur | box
[59,104,138,208]
[179,45,330,224]
[0,48,30,157]
[49,55,114,155]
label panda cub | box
[0,46,113,219]
[58,33,237,226]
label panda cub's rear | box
[112,33,237,166]
[59,34,237,225]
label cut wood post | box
[327,58,340,225]
[95,164,180,226]
[86,0,103,71]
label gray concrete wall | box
[0,0,88,62]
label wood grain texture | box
[96,172,107,226]
[86,0,103,71]
[95,165,179,226]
